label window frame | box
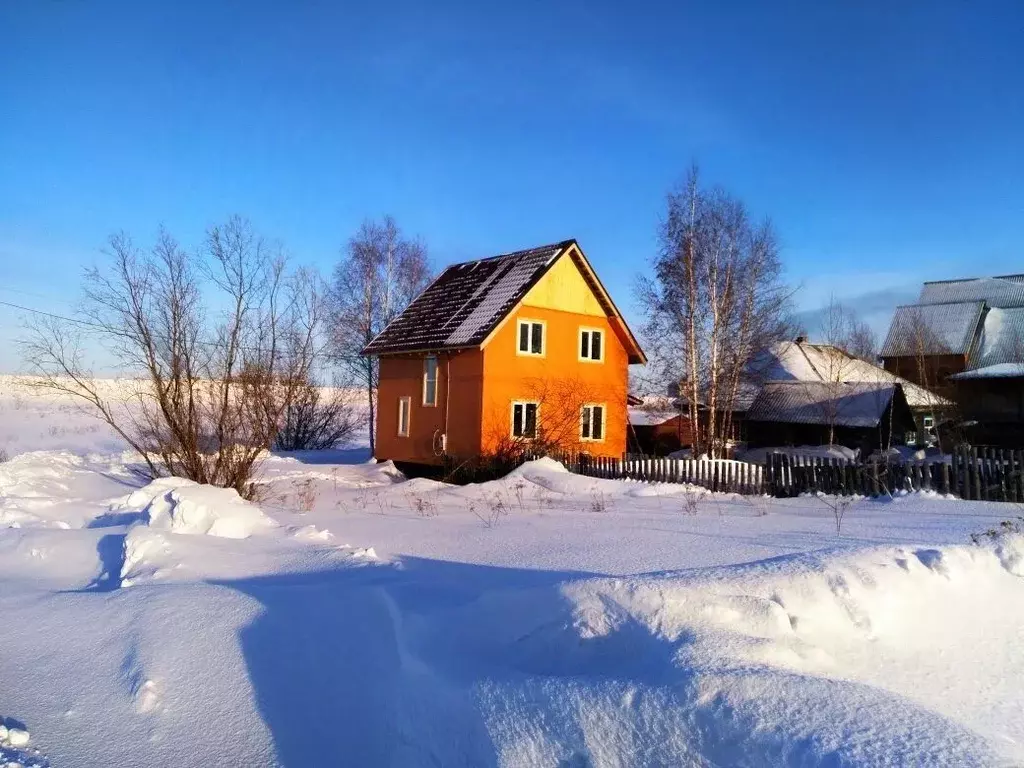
[510,400,540,440]
[397,396,411,437]
[578,326,605,363]
[422,355,438,407]
[516,319,546,357]
[580,403,606,443]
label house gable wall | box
[479,251,631,461]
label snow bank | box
[113,478,276,539]
[435,536,1024,765]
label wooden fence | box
[576,446,1024,502]
[569,454,766,495]
[445,445,1024,502]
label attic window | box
[517,320,545,356]
[579,328,604,361]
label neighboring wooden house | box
[741,381,916,453]
[361,240,646,468]
[755,338,950,443]
[627,395,693,455]
[881,274,1024,446]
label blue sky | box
[1,0,1022,371]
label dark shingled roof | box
[362,240,573,356]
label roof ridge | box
[452,239,575,268]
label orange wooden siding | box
[375,351,483,464]
[479,306,629,458]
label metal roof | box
[967,306,1024,370]
[880,301,985,357]
[362,241,570,356]
[362,240,646,362]
[745,381,900,428]
[919,275,1024,308]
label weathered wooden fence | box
[574,446,1024,501]
[446,445,1024,502]
[569,454,766,495]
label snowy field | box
[0,377,1022,766]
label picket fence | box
[443,445,1024,502]
[567,445,1024,502]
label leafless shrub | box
[682,489,702,515]
[970,517,1024,546]
[472,491,509,528]
[588,488,608,513]
[748,495,771,517]
[407,492,438,518]
[274,380,362,451]
[21,218,325,497]
[292,478,319,513]
[511,479,528,512]
[818,494,854,535]
[0,448,8,463]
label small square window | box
[581,404,604,441]
[517,320,545,356]
[512,401,539,439]
[579,328,604,361]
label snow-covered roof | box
[966,307,1024,371]
[880,302,985,357]
[745,381,902,428]
[950,363,1024,380]
[628,408,680,426]
[362,240,645,362]
[755,341,949,409]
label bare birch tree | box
[330,217,431,455]
[637,166,792,458]
[21,217,329,495]
[813,297,880,444]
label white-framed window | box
[511,401,539,439]
[517,319,545,356]
[579,327,604,362]
[397,397,411,437]
[580,404,605,442]
[423,356,438,406]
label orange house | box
[362,239,646,467]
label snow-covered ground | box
[1,378,1022,766]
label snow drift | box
[112,477,276,538]
[415,535,1024,766]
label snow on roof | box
[363,241,570,356]
[966,307,1024,371]
[628,408,680,426]
[950,363,1024,380]
[880,302,985,357]
[745,381,899,428]
[756,341,949,409]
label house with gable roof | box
[881,274,1024,445]
[361,240,646,467]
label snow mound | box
[0,721,47,768]
[429,536,1024,765]
[505,458,703,499]
[114,478,276,539]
